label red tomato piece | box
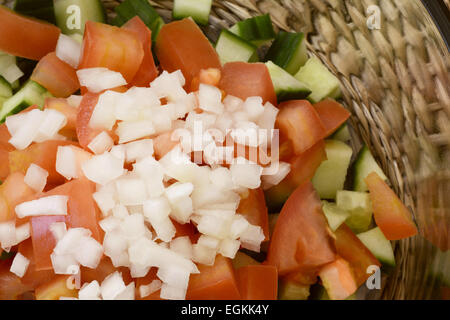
[31,52,80,98]
[35,275,78,300]
[79,21,144,83]
[173,220,199,243]
[334,224,381,286]
[219,62,277,105]
[190,68,222,92]
[314,99,351,137]
[276,100,327,155]
[18,239,55,289]
[76,92,102,148]
[318,257,358,300]
[44,98,78,140]
[0,6,60,60]
[0,172,35,223]
[122,16,159,87]
[237,188,270,241]
[0,259,32,299]
[187,255,241,300]
[365,172,418,240]
[236,265,278,300]
[266,181,336,276]
[155,18,221,91]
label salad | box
[0,0,418,300]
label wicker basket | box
[102,0,450,300]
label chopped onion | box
[49,222,67,242]
[124,139,154,163]
[112,204,129,219]
[15,222,31,244]
[229,215,250,239]
[67,95,82,108]
[230,158,262,189]
[159,146,199,183]
[165,183,194,203]
[151,106,173,134]
[139,280,162,298]
[157,266,190,289]
[51,253,79,275]
[103,231,128,267]
[192,243,216,266]
[100,271,127,300]
[197,235,220,250]
[169,236,193,260]
[110,145,126,161]
[0,221,17,249]
[120,214,147,240]
[230,121,259,147]
[88,131,114,155]
[56,34,81,68]
[55,146,77,180]
[8,109,44,150]
[115,282,135,300]
[243,96,264,122]
[34,109,67,143]
[223,95,243,113]
[77,68,127,93]
[150,70,187,102]
[73,236,103,269]
[160,283,187,300]
[169,196,193,224]
[5,113,26,136]
[93,188,116,217]
[10,252,30,278]
[209,167,234,191]
[116,120,155,144]
[78,280,101,300]
[198,84,224,115]
[258,102,279,131]
[82,152,124,186]
[218,238,240,259]
[240,224,265,253]
[115,177,148,206]
[89,90,120,130]
[114,93,140,122]
[24,164,48,193]
[262,162,291,190]
[196,215,231,240]
[1,64,23,84]
[15,195,69,219]
[53,228,92,255]
[99,217,121,233]
[130,264,151,278]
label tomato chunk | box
[0,6,60,60]
[79,21,144,83]
[237,188,270,241]
[236,265,278,300]
[276,100,327,155]
[187,255,241,300]
[155,18,221,91]
[334,224,380,286]
[35,275,78,300]
[314,99,351,137]
[0,172,35,222]
[266,182,336,276]
[45,98,78,140]
[0,259,32,300]
[122,16,158,87]
[18,239,55,289]
[31,52,80,98]
[220,62,277,105]
[365,172,418,240]
[76,92,103,148]
[318,257,358,300]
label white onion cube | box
[15,195,69,219]
[10,252,30,278]
[116,120,155,144]
[82,152,124,186]
[24,164,48,193]
[77,68,127,93]
[124,139,154,163]
[230,158,262,189]
[88,131,114,155]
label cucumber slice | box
[336,190,373,233]
[112,0,165,42]
[331,124,351,142]
[279,281,310,300]
[54,0,106,35]
[0,81,47,122]
[173,0,212,26]
[353,145,388,192]
[229,14,276,46]
[264,31,308,75]
[295,57,342,103]
[322,201,350,231]
[215,30,258,65]
[312,140,353,199]
[0,97,7,110]
[265,61,311,102]
[357,227,396,267]
[13,0,56,23]
[0,77,13,98]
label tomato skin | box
[0,6,60,60]
[237,188,270,241]
[236,265,278,300]
[76,92,102,148]
[79,21,144,83]
[31,52,80,98]
[314,99,351,137]
[187,255,241,300]
[122,16,159,87]
[219,62,277,105]
[0,172,35,223]
[365,172,418,240]
[155,18,221,91]
[334,224,381,286]
[45,98,78,140]
[266,182,336,276]
[276,100,327,155]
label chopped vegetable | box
[357,227,396,267]
[314,99,351,137]
[173,0,212,26]
[54,0,105,35]
[318,257,357,300]
[236,265,278,300]
[229,14,276,46]
[215,30,258,65]
[353,146,388,192]
[336,190,373,233]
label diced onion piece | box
[151,106,173,134]
[10,252,30,278]
[67,95,82,108]
[157,266,190,292]
[88,131,114,155]
[192,243,216,266]
[110,145,126,162]
[78,280,101,300]
[230,121,259,147]
[262,162,291,190]
[82,152,124,186]
[116,120,155,144]
[150,70,187,102]
[34,109,67,143]
[198,84,224,115]
[53,228,92,255]
[0,221,17,249]
[240,224,265,253]
[124,139,154,163]
[5,113,26,136]
[89,90,119,130]
[99,217,121,233]
[165,183,194,203]
[15,195,69,219]
[121,214,147,240]
[15,222,31,244]
[56,146,77,180]
[197,235,220,250]
[230,158,262,189]
[56,34,81,68]
[229,215,250,239]
[159,146,200,183]
[139,280,162,298]
[196,215,231,240]
[169,236,193,260]
[218,238,240,259]
[77,68,127,93]
[223,95,243,113]
[130,264,151,279]
[73,236,103,269]
[49,222,67,242]
[93,188,116,217]
[209,167,234,191]
[169,196,193,225]
[50,253,79,275]
[160,283,187,300]
[24,164,48,193]
[143,197,175,242]
[243,96,264,122]
[115,177,148,206]
[115,282,135,300]
[1,64,23,84]
[258,102,279,131]
[112,205,129,219]
[100,271,126,300]
[8,109,44,150]
[103,232,128,267]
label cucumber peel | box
[173,0,212,26]
[353,145,388,192]
[336,190,373,233]
[357,227,396,267]
[322,201,350,231]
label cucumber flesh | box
[331,124,351,142]
[264,31,308,75]
[173,0,212,26]
[215,30,258,65]
[0,81,48,122]
[353,145,388,192]
[312,140,353,200]
[322,201,350,231]
[336,190,373,233]
[265,61,311,102]
[0,77,13,98]
[295,57,342,103]
[357,227,396,267]
[54,0,106,35]
[13,0,56,23]
[279,281,310,300]
[229,14,276,46]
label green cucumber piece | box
[112,0,165,42]
[0,81,47,122]
[0,77,13,98]
[173,0,212,26]
[264,31,308,75]
[54,0,106,35]
[322,201,350,231]
[336,190,373,233]
[229,14,276,46]
[279,281,310,300]
[357,227,396,267]
[353,145,388,192]
[312,140,353,199]
[331,124,351,142]
[13,0,55,23]
[0,97,7,110]
[265,61,311,102]
[295,57,342,103]
[215,30,258,65]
